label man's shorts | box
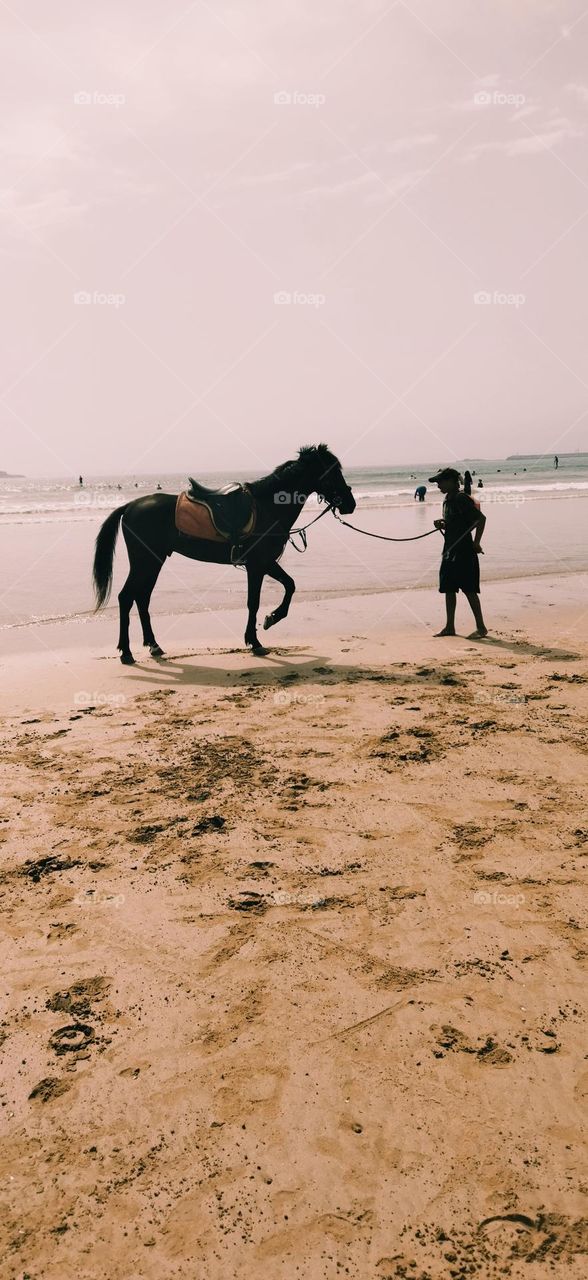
[439,553,480,594]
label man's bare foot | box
[467,628,488,639]
[434,628,456,637]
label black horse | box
[92,444,355,664]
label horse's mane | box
[248,444,340,497]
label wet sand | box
[1,579,587,1278]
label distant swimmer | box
[79,475,83,486]
[414,484,427,502]
[554,455,559,469]
[477,478,484,488]
[463,469,473,496]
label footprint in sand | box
[28,1077,72,1103]
[46,976,109,1020]
[432,1024,513,1065]
[49,1023,96,1056]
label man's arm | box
[472,509,486,551]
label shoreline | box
[0,573,584,723]
[0,571,585,673]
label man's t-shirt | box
[442,492,479,560]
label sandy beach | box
[1,576,586,1279]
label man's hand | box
[474,542,484,554]
[433,518,445,531]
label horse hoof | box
[263,613,275,631]
[251,644,269,657]
[120,652,135,666]
[149,645,165,658]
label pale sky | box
[1,0,588,476]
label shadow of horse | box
[103,646,474,692]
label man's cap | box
[428,467,461,484]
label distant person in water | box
[414,484,427,502]
[554,455,559,469]
[429,467,488,639]
[79,475,83,486]
[463,469,473,495]
[477,478,484,488]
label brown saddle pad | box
[175,491,256,542]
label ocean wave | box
[2,479,588,523]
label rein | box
[288,502,334,552]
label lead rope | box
[332,511,438,543]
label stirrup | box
[231,543,246,566]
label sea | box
[1,455,587,639]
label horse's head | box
[298,444,356,515]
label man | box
[429,467,487,638]
[414,483,427,502]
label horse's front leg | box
[244,564,269,655]
[263,560,295,631]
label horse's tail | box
[93,504,130,610]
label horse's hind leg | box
[263,560,295,631]
[136,563,165,656]
[117,573,136,664]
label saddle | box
[175,481,256,547]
